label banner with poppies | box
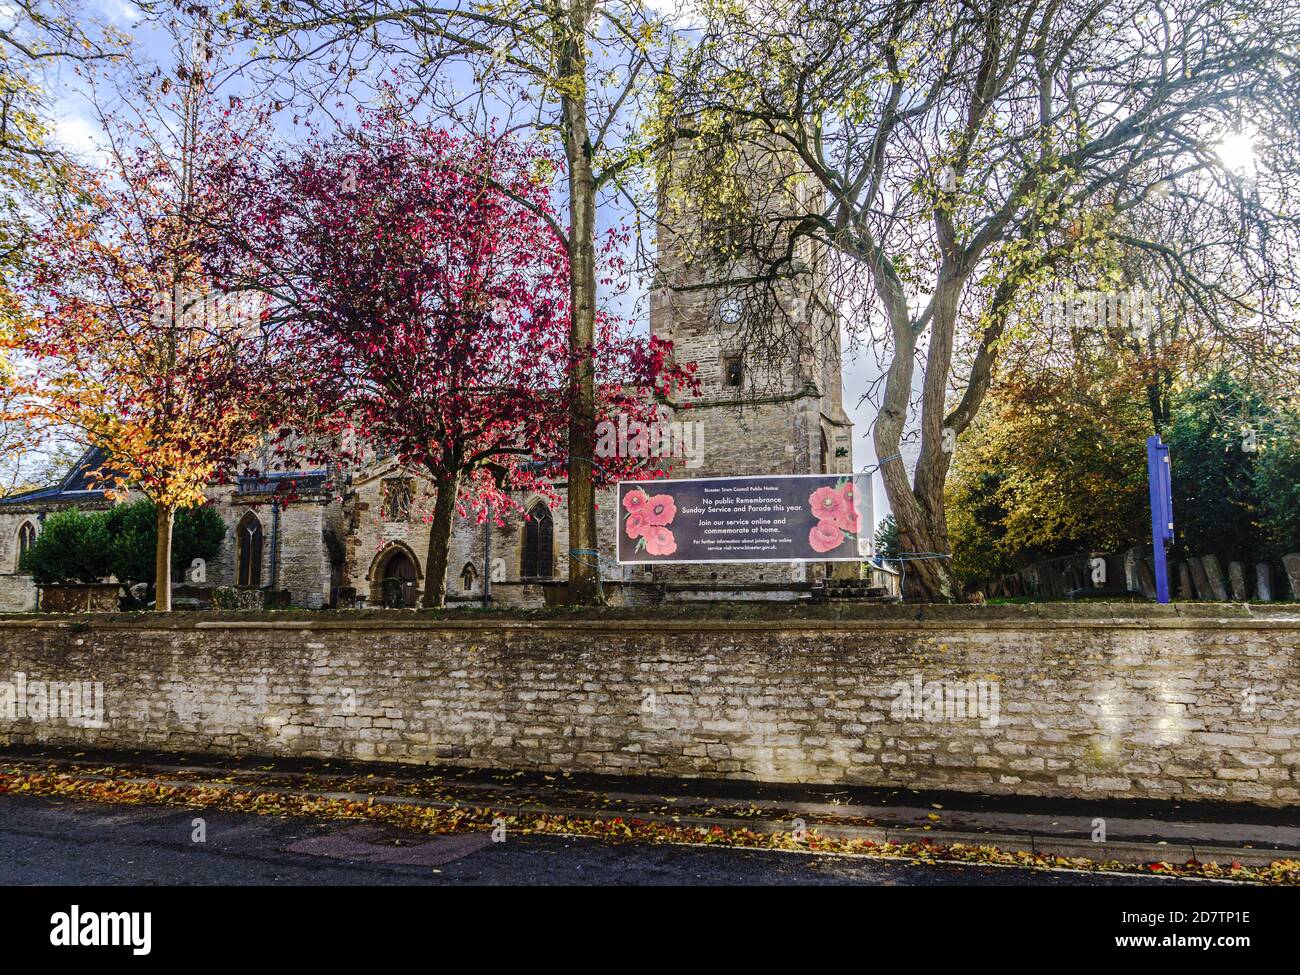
[616,474,872,563]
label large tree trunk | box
[154,503,175,612]
[872,279,962,603]
[559,2,603,606]
[421,470,461,609]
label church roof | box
[0,446,122,507]
[236,470,330,496]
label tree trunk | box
[872,281,962,604]
[154,504,175,612]
[559,3,604,606]
[421,470,460,609]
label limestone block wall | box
[2,606,1299,806]
[0,575,35,612]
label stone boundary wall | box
[1,608,1299,806]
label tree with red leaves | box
[207,106,689,607]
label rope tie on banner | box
[569,547,622,572]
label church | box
[0,173,861,611]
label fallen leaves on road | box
[1,768,1295,885]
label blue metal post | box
[1146,435,1174,603]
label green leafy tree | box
[21,500,225,588]
[1254,417,1300,559]
[19,508,114,584]
[172,504,226,574]
[873,514,900,560]
[946,336,1155,586]
[103,499,158,585]
[949,366,1298,587]
[104,499,225,585]
[1163,373,1264,565]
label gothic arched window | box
[521,504,554,579]
[16,521,36,571]
[460,561,478,592]
[236,513,263,587]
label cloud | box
[97,0,141,23]
[51,111,112,166]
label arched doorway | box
[372,545,420,608]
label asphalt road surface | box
[0,794,1198,886]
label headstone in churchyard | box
[1201,555,1229,600]
[1228,562,1248,601]
[1178,562,1194,600]
[1136,559,1157,598]
[1283,554,1300,600]
[1255,563,1273,602]
[1188,558,1212,600]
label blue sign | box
[1146,435,1174,602]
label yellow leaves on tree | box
[5,168,270,512]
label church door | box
[382,550,419,608]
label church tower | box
[645,143,858,584]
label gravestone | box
[1227,562,1248,601]
[1123,548,1140,593]
[1284,554,1300,600]
[1188,558,1212,600]
[1255,563,1273,602]
[1178,562,1194,600]
[1201,555,1229,601]
[1136,559,1157,599]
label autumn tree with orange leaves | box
[3,35,281,611]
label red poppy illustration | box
[809,485,849,523]
[642,494,677,526]
[625,512,647,539]
[807,478,861,552]
[624,487,678,557]
[828,503,862,534]
[809,519,844,554]
[642,524,678,556]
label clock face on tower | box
[718,297,744,325]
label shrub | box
[212,586,240,610]
[19,509,115,585]
[21,499,227,587]
[102,499,226,584]
[172,504,226,574]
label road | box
[0,793,1200,886]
